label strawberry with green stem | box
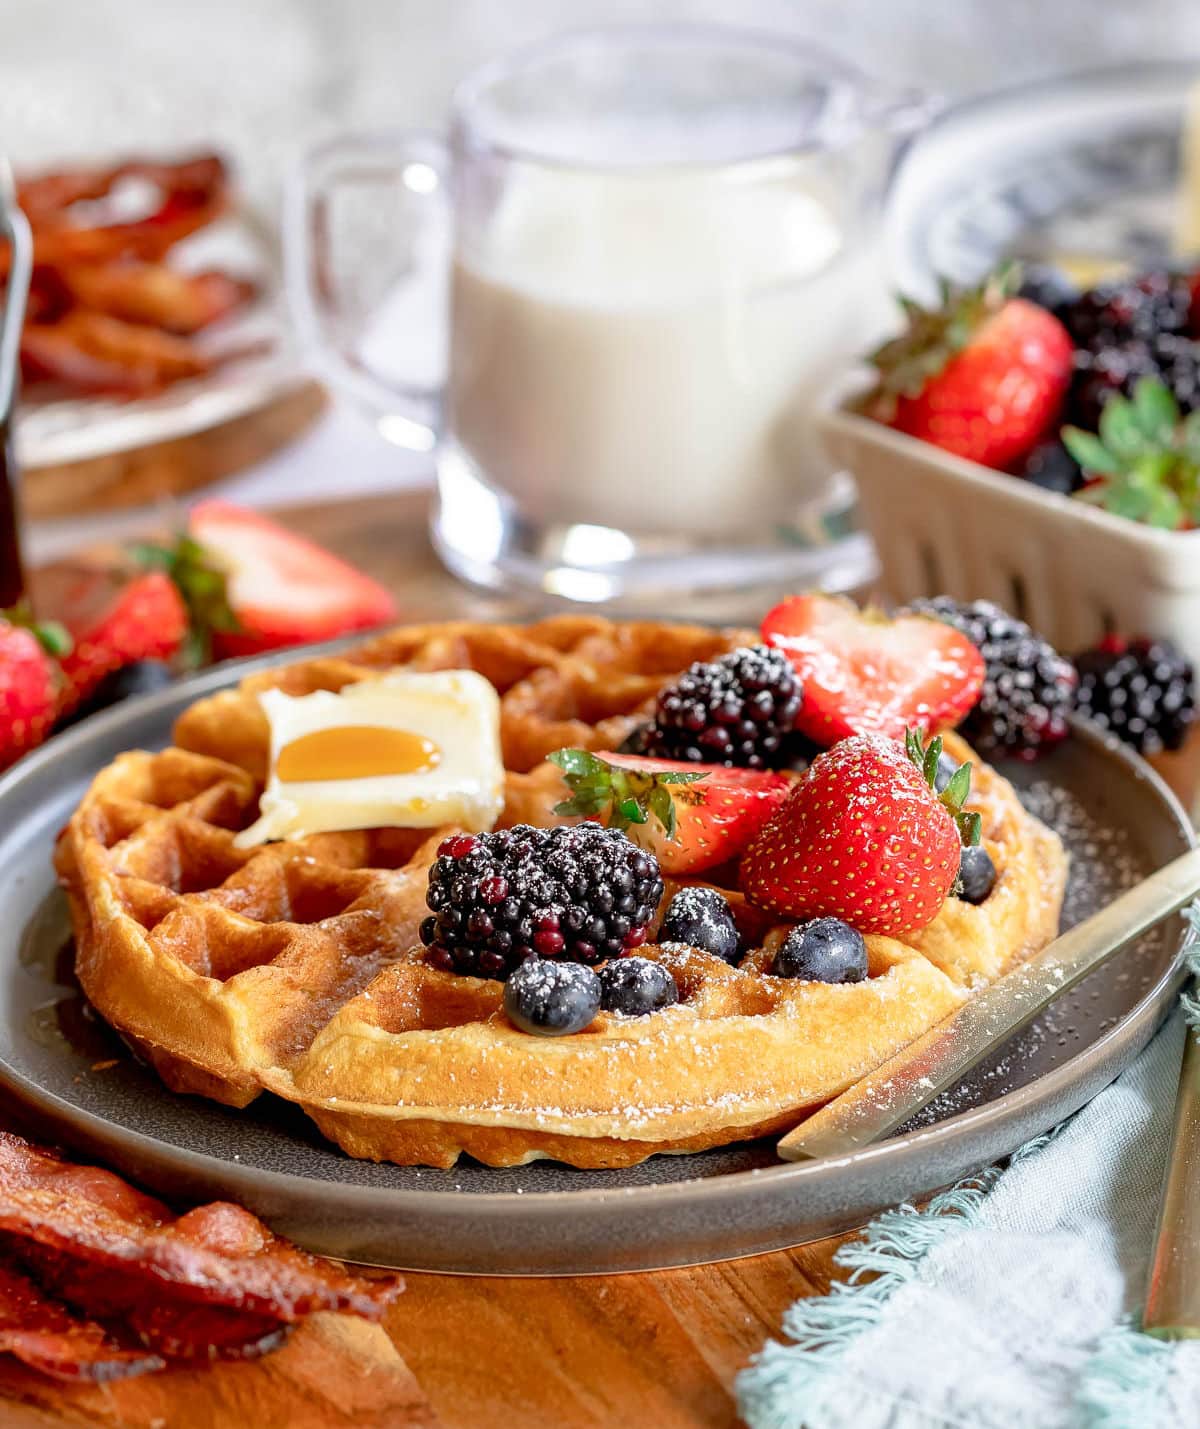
[549,749,792,877]
[130,501,398,664]
[869,263,1074,469]
[52,570,189,716]
[740,729,980,936]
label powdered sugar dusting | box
[902,777,1164,1130]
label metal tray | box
[0,653,1192,1275]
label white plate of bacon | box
[9,151,307,475]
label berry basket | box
[819,385,1200,667]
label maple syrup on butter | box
[275,726,442,783]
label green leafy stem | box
[904,728,981,847]
[1063,377,1200,531]
[548,748,707,842]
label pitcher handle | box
[283,131,451,451]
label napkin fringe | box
[738,904,1200,1429]
[1076,1321,1176,1429]
[737,1134,1056,1428]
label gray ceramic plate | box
[0,651,1192,1275]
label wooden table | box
[14,491,865,1428]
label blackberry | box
[1068,334,1200,429]
[504,960,600,1037]
[616,722,655,756]
[642,645,801,769]
[1059,270,1193,350]
[1014,440,1084,496]
[1074,637,1196,755]
[909,598,1077,759]
[420,825,664,979]
[957,845,997,904]
[658,886,739,963]
[598,957,679,1017]
[772,918,868,984]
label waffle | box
[56,616,1068,1169]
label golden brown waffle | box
[56,616,1068,1169]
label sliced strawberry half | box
[186,500,397,658]
[549,748,793,876]
[50,569,188,716]
[761,593,985,745]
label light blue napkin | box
[738,909,1200,1429]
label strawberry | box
[185,501,396,658]
[0,616,67,769]
[761,593,984,745]
[869,266,1074,469]
[548,749,792,876]
[53,570,187,716]
[740,730,981,936]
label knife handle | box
[1144,1027,1200,1339]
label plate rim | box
[0,633,1193,1222]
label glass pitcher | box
[285,25,931,610]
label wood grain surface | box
[17,490,872,1428]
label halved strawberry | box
[548,749,793,876]
[186,500,397,658]
[762,594,984,745]
[869,267,1074,469]
[740,730,980,936]
[52,570,188,716]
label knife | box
[777,845,1200,1161]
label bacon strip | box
[57,264,257,334]
[20,311,216,396]
[0,1257,162,1382]
[6,151,261,400]
[12,155,230,271]
[0,1135,401,1323]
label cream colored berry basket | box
[819,383,1200,666]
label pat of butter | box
[235,670,504,847]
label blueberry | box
[502,959,600,1037]
[1016,263,1078,316]
[658,886,739,963]
[1015,440,1084,496]
[935,751,960,794]
[598,957,679,1016]
[957,845,997,904]
[772,918,868,984]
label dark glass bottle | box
[0,417,22,608]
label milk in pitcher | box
[447,160,886,538]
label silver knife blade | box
[778,845,1200,1162]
